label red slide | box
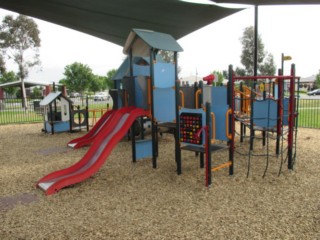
[37,107,147,195]
[67,106,134,149]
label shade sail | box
[211,0,320,5]
[0,0,242,46]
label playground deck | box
[0,123,319,239]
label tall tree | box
[212,70,224,85]
[315,70,320,89]
[59,62,95,95]
[0,71,19,96]
[238,26,276,76]
[0,14,41,108]
[105,69,116,89]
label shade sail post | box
[254,5,258,77]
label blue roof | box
[123,29,183,56]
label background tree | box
[0,71,19,96]
[0,14,41,108]
[315,70,320,89]
[89,75,104,93]
[237,26,276,76]
[59,62,95,95]
[105,69,116,89]
[212,70,224,85]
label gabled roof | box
[123,29,183,56]
[40,91,72,106]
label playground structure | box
[230,64,299,177]
[36,29,299,195]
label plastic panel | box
[253,99,278,129]
[211,86,228,106]
[135,139,153,159]
[212,105,229,142]
[135,76,149,109]
[154,88,175,122]
[154,62,175,88]
[133,64,150,76]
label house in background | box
[299,75,316,91]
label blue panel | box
[45,121,70,133]
[154,88,175,122]
[211,86,228,106]
[135,76,148,109]
[154,63,175,88]
[212,105,229,142]
[133,64,150,76]
[253,99,278,129]
[135,139,153,160]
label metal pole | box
[254,5,258,77]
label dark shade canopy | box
[0,0,242,46]
[211,0,320,5]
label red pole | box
[204,126,209,187]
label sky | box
[1,3,320,84]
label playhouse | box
[40,91,88,134]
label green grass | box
[298,109,320,128]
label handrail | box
[179,90,185,107]
[226,108,232,140]
[195,89,202,109]
[211,112,216,144]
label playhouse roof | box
[40,92,72,106]
[123,29,183,56]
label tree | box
[0,14,41,108]
[59,62,95,95]
[315,70,320,89]
[238,26,276,76]
[105,69,116,89]
[0,71,19,96]
[212,70,224,86]
[89,75,104,93]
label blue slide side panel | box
[154,88,175,122]
[135,139,153,160]
[154,63,175,88]
[211,86,228,106]
[253,99,278,129]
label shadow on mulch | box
[0,193,38,212]
[36,146,71,156]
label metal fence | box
[0,96,319,129]
[0,96,111,125]
[0,97,44,124]
[298,98,320,129]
